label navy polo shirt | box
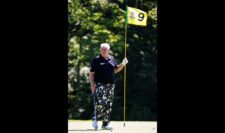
[90,55,118,84]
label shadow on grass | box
[69,129,112,132]
[68,129,98,131]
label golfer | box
[89,43,128,130]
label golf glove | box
[122,57,128,65]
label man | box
[89,43,128,130]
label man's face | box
[100,47,109,57]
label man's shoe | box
[92,120,98,130]
[102,125,113,130]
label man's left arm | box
[114,58,128,73]
[114,63,125,73]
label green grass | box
[68,120,91,122]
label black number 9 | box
[138,13,144,21]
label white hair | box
[100,43,110,50]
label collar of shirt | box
[99,54,112,61]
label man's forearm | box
[89,73,95,86]
[114,63,125,73]
[89,72,95,94]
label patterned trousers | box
[93,82,115,126]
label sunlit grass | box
[68,119,91,122]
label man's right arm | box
[89,72,95,94]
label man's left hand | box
[122,57,128,66]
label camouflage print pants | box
[93,83,115,126]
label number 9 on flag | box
[126,6,147,26]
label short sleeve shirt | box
[90,55,118,84]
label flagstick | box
[123,5,147,127]
[123,6,128,127]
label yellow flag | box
[126,6,147,26]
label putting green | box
[68,121,157,133]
